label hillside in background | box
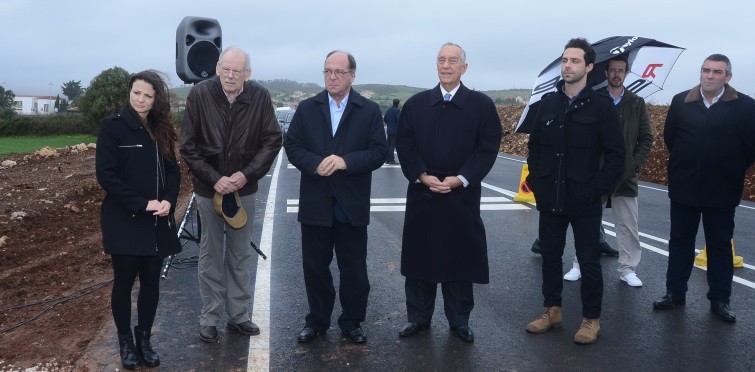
[171,80,530,112]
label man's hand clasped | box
[420,173,462,194]
[317,155,347,177]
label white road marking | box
[247,150,283,372]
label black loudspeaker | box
[176,16,222,84]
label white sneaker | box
[620,272,643,287]
[563,267,582,281]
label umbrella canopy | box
[515,36,684,133]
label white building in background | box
[13,95,56,115]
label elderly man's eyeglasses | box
[608,68,626,74]
[219,66,246,77]
[323,69,351,78]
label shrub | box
[0,114,97,136]
[78,67,130,127]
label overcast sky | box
[3,0,754,104]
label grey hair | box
[218,46,251,71]
[440,42,466,63]
[704,53,732,76]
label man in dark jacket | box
[180,47,282,343]
[525,38,624,345]
[285,50,387,344]
[396,42,502,343]
[384,98,400,164]
[653,54,755,323]
[562,56,653,286]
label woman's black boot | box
[117,332,141,370]
[134,326,160,367]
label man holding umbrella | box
[525,38,624,344]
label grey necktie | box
[444,93,452,101]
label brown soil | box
[0,145,192,371]
[1,105,753,370]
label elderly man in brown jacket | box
[180,46,281,343]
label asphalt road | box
[100,150,755,371]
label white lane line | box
[482,183,755,278]
[286,196,513,205]
[481,182,518,198]
[602,227,755,289]
[248,150,283,372]
[286,203,528,213]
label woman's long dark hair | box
[129,70,177,161]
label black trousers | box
[301,221,369,331]
[386,134,396,163]
[539,210,603,319]
[667,201,735,303]
[404,277,474,328]
[111,254,163,335]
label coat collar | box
[313,88,367,131]
[684,84,738,103]
[118,106,146,132]
[208,76,254,105]
[432,82,470,108]
[313,87,367,108]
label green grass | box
[0,135,97,155]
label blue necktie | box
[444,93,452,101]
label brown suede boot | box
[574,318,600,344]
[526,306,562,333]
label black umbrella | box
[515,36,685,133]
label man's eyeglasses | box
[608,68,627,74]
[219,66,247,77]
[323,69,351,78]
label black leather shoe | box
[228,321,261,336]
[451,325,475,343]
[399,322,430,337]
[530,239,542,254]
[711,302,736,323]
[599,242,619,256]
[199,325,219,343]
[653,293,686,309]
[342,327,367,344]
[297,326,323,343]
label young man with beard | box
[561,56,653,286]
[525,38,624,344]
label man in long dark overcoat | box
[395,42,502,343]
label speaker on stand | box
[176,16,222,84]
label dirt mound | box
[0,145,192,371]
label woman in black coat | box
[95,70,181,370]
